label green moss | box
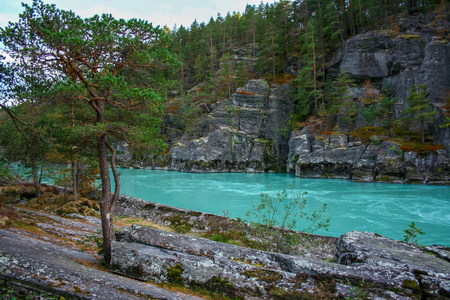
[255,138,271,144]
[377,176,394,183]
[200,276,241,298]
[270,286,333,300]
[350,126,387,142]
[142,203,156,210]
[402,279,421,295]
[321,174,334,179]
[397,34,422,40]
[167,264,184,286]
[165,215,192,233]
[242,269,282,284]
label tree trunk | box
[76,161,81,196]
[421,121,425,143]
[32,166,42,198]
[271,31,276,82]
[96,101,114,265]
[349,1,356,36]
[72,161,78,201]
[406,0,411,15]
[340,0,348,40]
[311,25,318,117]
[106,141,120,214]
[379,0,384,20]
[98,132,114,265]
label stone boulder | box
[336,231,450,298]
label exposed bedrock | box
[287,129,450,184]
[111,224,450,299]
[169,79,293,173]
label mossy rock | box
[165,214,192,233]
[0,216,11,228]
[402,279,422,295]
[201,276,240,298]
[242,269,283,284]
[56,198,99,216]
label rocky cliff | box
[287,128,450,184]
[290,12,450,184]
[168,79,293,173]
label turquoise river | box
[117,168,450,247]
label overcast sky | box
[0,0,268,30]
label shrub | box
[245,186,331,253]
[403,222,425,245]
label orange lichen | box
[236,91,257,95]
[400,143,444,154]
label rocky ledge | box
[288,128,450,184]
[0,208,201,300]
[111,225,450,299]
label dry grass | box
[114,216,173,232]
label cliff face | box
[326,13,449,147]
[168,80,293,173]
[288,129,450,184]
[290,12,450,184]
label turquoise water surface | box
[117,168,450,246]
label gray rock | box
[170,80,293,173]
[0,226,201,299]
[296,146,365,179]
[236,79,270,96]
[335,231,450,298]
[289,130,450,184]
[111,225,450,299]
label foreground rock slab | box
[111,225,450,299]
[0,229,202,300]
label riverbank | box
[0,207,204,299]
[1,184,449,299]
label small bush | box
[403,222,425,245]
[245,186,331,253]
[166,215,192,233]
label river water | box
[117,168,450,246]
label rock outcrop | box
[327,13,450,148]
[114,194,336,260]
[169,80,293,172]
[285,12,450,184]
[111,224,450,299]
[0,208,202,300]
[288,129,450,184]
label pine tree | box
[329,73,358,133]
[404,84,437,143]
